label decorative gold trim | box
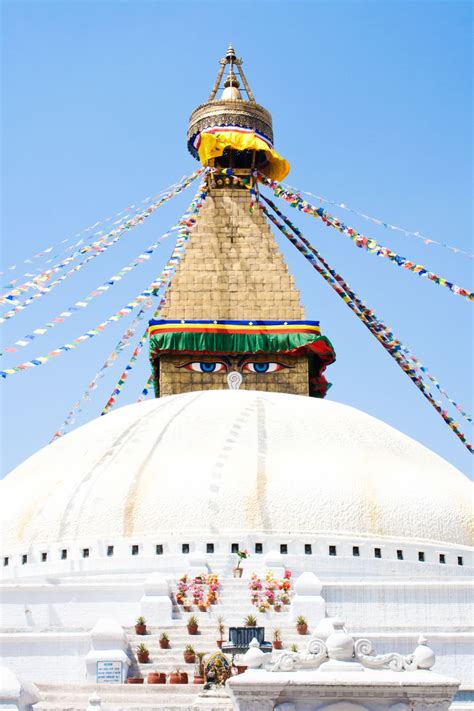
[187,100,273,145]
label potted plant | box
[273,594,282,612]
[135,616,147,635]
[273,628,283,650]
[159,632,170,649]
[136,643,150,663]
[198,602,208,612]
[147,671,166,684]
[290,643,299,653]
[169,668,188,684]
[296,615,308,635]
[244,613,257,627]
[127,675,144,684]
[187,614,199,635]
[236,664,247,674]
[216,616,225,648]
[233,549,249,578]
[194,652,206,684]
[183,644,196,664]
[182,597,192,612]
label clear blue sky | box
[1,0,472,479]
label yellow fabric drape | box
[197,130,290,181]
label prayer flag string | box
[259,196,472,453]
[1,222,181,355]
[281,182,474,259]
[0,168,204,309]
[257,174,474,302]
[261,194,473,426]
[49,184,207,439]
[49,300,155,441]
[1,185,207,380]
[137,375,153,403]
[100,330,148,415]
[1,171,203,284]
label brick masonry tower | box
[148,46,335,398]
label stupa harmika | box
[0,46,472,711]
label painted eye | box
[180,362,227,373]
[242,362,288,373]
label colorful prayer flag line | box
[1,186,207,381]
[0,169,205,284]
[260,195,472,453]
[281,182,474,260]
[258,174,474,302]
[49,184,207,438]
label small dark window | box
[3,557,9,567]
[83,548,90,558]
[231,543,239,554]
[22,554,27,565]
[329,545,337,556]
[61,549,68,560]
[304,544,312,555]
[352,546,360,557]
[131,545,139,556]
[41,552,47,562]
[280,544,288,555]
[156,544,163,555]
[418,551,425,562]
[255,543,263,554]
[458,556,463,566]
[439,554,446,564]
[107,546,114,557]
[397,549,404,560]
[206,543,214,554]
[182,543,190,554]
[374,547,382,559]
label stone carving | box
[259,619,437,674]
[354,635,436,672]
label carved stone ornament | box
[256,621,437,674]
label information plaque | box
[96,660,123,684]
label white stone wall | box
[0,633,90,684]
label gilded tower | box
[149,46,335,397]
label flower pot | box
[233,567,243,578]
[236,665,247,675]
[273,640,283,650]
[183,605,192,612]
[147,672,166,684]
[274,605,282,612]
[159,640,170,649]
[296,624,308,635]
[135,624,147,635]
[137,652,150,663]
[198,605,207,612]
[127,677,144,684]
[183,652,195,664]
[169,672,180,684]
[216,640,223,649]
[194,675,205,684]
[187,624,198,635]
[179,672,188,684]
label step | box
[35,682,233,711]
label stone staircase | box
[34,576,304,710]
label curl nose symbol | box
[227,371,242,390]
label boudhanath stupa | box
[0,46,472,711]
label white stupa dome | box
[1,389,471,551]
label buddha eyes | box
[180,362,227,373]
[178,361,289,374]
[242,362,287,373]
